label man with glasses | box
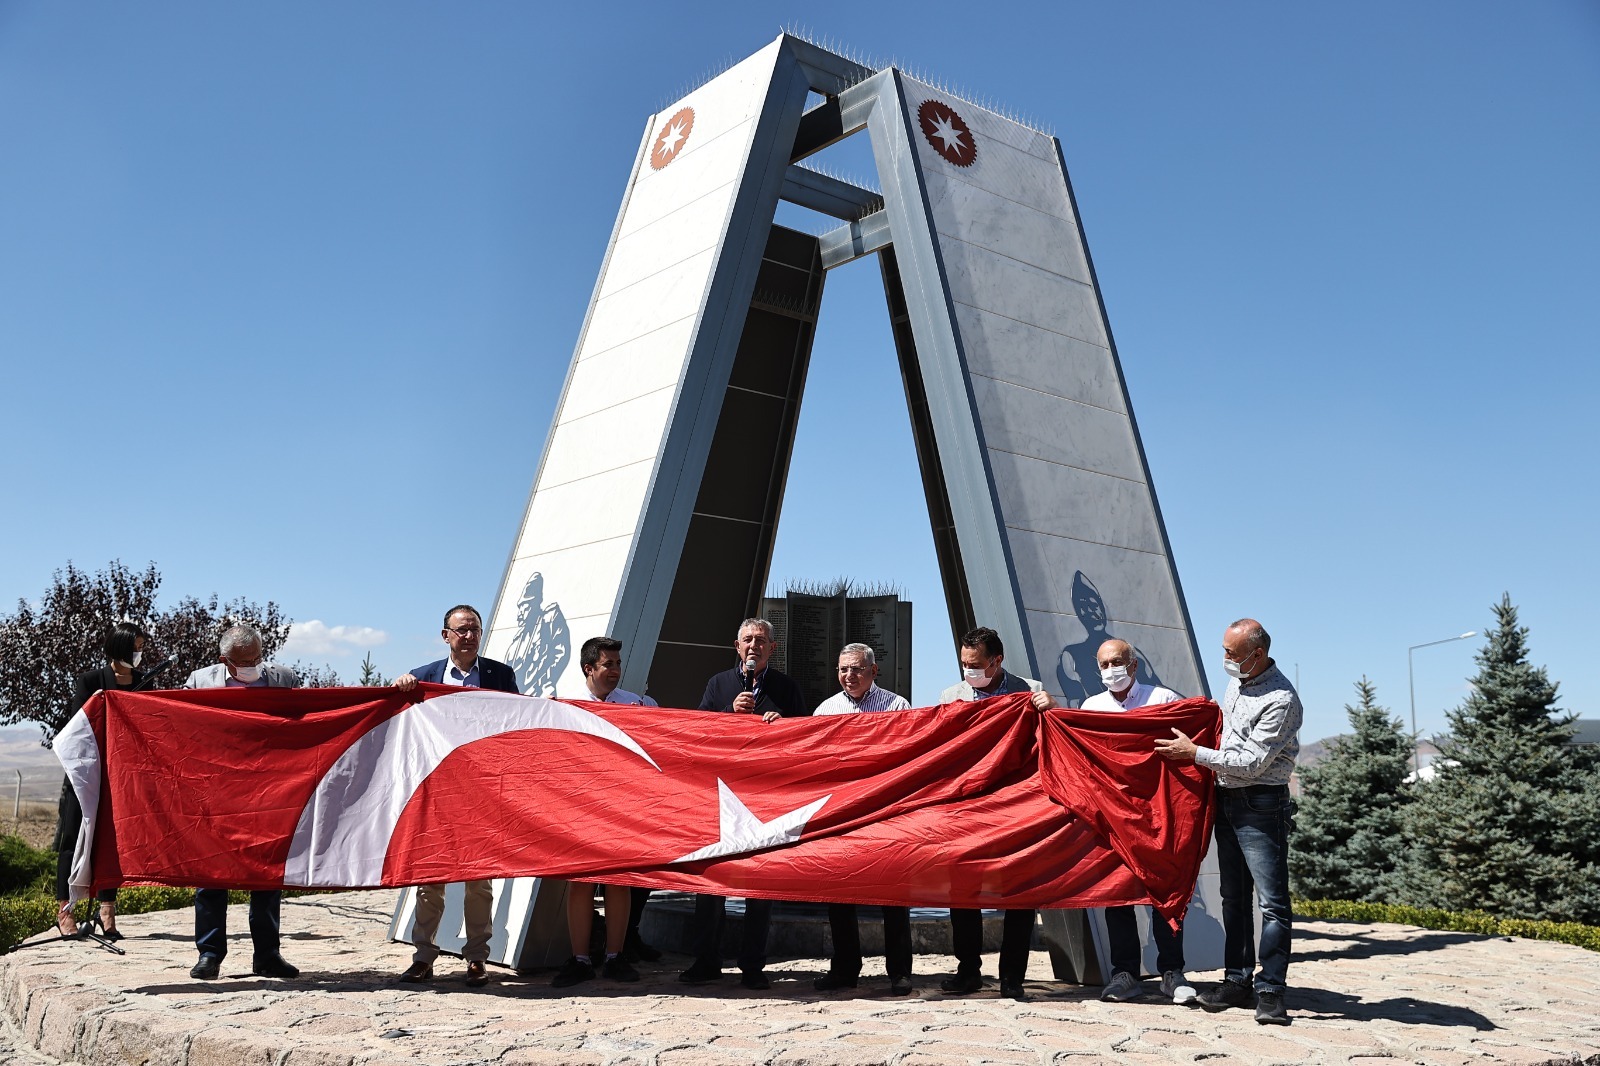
[1156,618,1302,1026]
[182,624,300,981]
[1081,638,1193,1005]
[812,643,915,995]
[392,604,519,987]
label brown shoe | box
[55,903,80,939]
[397,961,434,983]
[465,960,489,987]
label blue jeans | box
[1214,785,1294,993]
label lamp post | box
[1408,631,1476,771]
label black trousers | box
[54,779,115,903]
[950,908,1035,984]
[1106,906,1185,977]
[692,894,771,973]
[626,886,651,940]
[195,889,280,961]
[827,903,913,979]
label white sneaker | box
[1161,969,1198,1005]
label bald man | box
[1081,639,1193,1004]
[1156,619,1301,1026]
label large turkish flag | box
[56,686,1219,920]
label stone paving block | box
[34,988,100,1062]
[85,1009,195,1066]
[188,1025,287,1066]
[500,1048,606,1066]
[282,1043,365,1066]
[772,1045,892,1066]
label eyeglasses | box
[446,625,482,637]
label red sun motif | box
[918,100,976,167]
[650,107,695,170]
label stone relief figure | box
[1055,571,1166,706]
[503,572,570,696]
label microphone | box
[130,656,177,692]
[742,657,758,692]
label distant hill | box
[0,723,64,804]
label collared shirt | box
[442,658,481,687]
[586,685,658,707]
[1195,662,1302,787]
[1081,680,1183,712]
[814,684,912,716]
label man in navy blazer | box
[392,604,519,987]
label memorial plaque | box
[784,591,845,710]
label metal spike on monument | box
[394,33,1220,978]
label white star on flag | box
[658,120,687,158]
[931,113,965,155]
[672,778,830,863]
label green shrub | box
[1296,898,1600,952]
[3,885,331,951]
[0,835,56,897]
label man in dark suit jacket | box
[679,618,807,990]
[392,604,519,988]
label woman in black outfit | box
[54,621,144,938]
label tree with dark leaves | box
[0,560,337,744]
[1395,594,1600,923]
[1289,678,1414,902]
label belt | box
[1217,783,1289,795]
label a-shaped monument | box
[398,33,1216,978]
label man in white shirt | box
[812,644,915,996]
[552,636,656,988]
[1081,639,1195,1005]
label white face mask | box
[232,663,263,683]
[1223,653,1251,680]
[1100,665,1131,691]
[130,650,143,667]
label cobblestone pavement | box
[3,892,1598,1066]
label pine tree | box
[1396,594,1600,922]
[1289,678,1413,902]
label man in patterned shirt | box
[812,643,915,995]
[1156,618,1301,1026]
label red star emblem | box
[918,100,976,167]
[650,107,695,170]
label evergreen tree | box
[1290,678,1413,902]
[1396,594,1600,922]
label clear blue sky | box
[2,1,1595,744]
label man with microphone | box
[679,618,807,990]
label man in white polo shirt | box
[1081,638,1195,1006]
[812,643,915,995]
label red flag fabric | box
[58,685,1219,919]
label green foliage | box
[1295,897,1600,953]
[357,652,387,686]
[2,885,324,952]
[0,834,55,897]
[1395,594,1600,923]
[1290,678,1414,902]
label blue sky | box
[1,1,1595,744]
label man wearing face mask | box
[938,627,1053,1001]
[1155,619,1301,1026]
[182,624,300,981]
[680,618,807,990]
[1081,639,1194,1005]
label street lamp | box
[1408,631,1476,772]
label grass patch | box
[1297,898,1600,952]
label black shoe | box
[1000,980,1028,1002]
[398,961,433,983]
[603,956,641,982]
[940,971,984,994]
[552,957,595,988]
[740,970,770,990]
[623,933,662,963]
[813,970,859,991]
[190,955,221,980]
[888,976,914,996]
[99,928,126,942]
[1197,979,1254,1012]
[678,961,724,985]
[1255,990,1289,1025]
[252,954,299,979]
